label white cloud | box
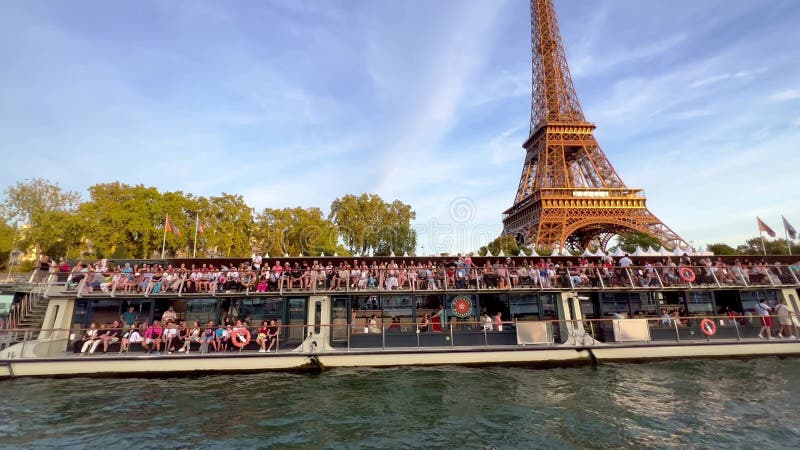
[769,89,800,102]
[689,68,767,88]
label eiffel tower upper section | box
[502,0,688,252]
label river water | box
[1,358,798,449]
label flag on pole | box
[198,221,205,235]
[783,216,797,240]
[756,217,776,237]
[165,214,181,236]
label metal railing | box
[47,263,800,298]
[3,313,797,358]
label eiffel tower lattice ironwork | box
[502,0,689,252]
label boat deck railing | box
[2,314,798,358]
[35,263,800,299]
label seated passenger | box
[660,308,672,326]
[143,320,163,354]
[418,313,431,333]
[180,322,202,353]
[257,320,269,353]
[163,321,179,354]
[266,320,279,352]
[119,324,142,354]
[80,322,98,355]
[95,320,122,354]
[368,314,381,334]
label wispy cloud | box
[689,68,767,88]
[770,89,800,102]
[1,0,798,253]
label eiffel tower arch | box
[502,0,688,253]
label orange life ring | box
[231,328,251,348]
[679,267,696,283]
[700,318,716,336]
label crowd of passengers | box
[76,307,282,355]
[54,253,796,295]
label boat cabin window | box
[685,292,715,316]
[183,298,219,324]
[0,294,13,321]
[740,290,778,315]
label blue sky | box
[1,0,799,254]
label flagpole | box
[193,213,199,258]
[758,231,766,256]
[162,215,168,258]
[785,223,792,256]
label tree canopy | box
[329,194,416,256]
[478,234,532,257]
[1,179,417,261]
[610,232,662,254]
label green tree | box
[736,237,800,255]
[707,242,738,255]
[80,183,198,258]
[1,178,82,258]
[610,231,662,254]
[253,207,343,256]
[478,234,532,257]
[329,194,416,256]
[201,194,254,258]
[0,221,16,270]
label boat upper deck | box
[33,256,800,299]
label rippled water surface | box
[1,359,799,449]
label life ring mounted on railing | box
[679,267,696,283]
[231,329,251,348]
[700,318,716,336]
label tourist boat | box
[1,255,799,379]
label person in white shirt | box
[482,313,493,331]
[756,299,773,339]
[619,254,633,268]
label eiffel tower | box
[502,0,688,253]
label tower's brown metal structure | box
[502,0,688,252]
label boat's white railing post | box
[588,320,596,345]
[449,323,454,348]
[673,318,681,343]
[416,327,420,349]
[381,324,385,350]
[275,326,280,354]
[483,325,488,348]
[19,330,28,357]
[709,269,722,288]
[787,266,800,286]
[346,324,351,352]
[654,268,665,289]
[177,277,184,297]
[767,269,777,287]
[596,268,606,290]
[733,317,741,342]
[311,269,317,295]
[76,277,87,298]
[624,268,635,288]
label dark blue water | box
[1,358,799,449]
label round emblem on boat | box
[452,296,473,318]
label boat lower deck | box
[2,338,798,379]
